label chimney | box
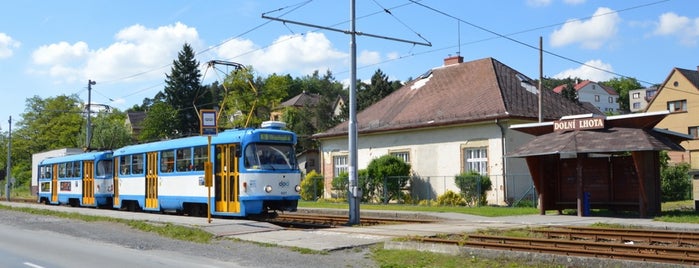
[444,55,463,66]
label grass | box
[299,200,540,217]
[0,204,213,243]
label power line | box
[408,0,671,87]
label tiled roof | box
[676,68,699,89]
[552,80,618,96]
[314,57,598,138]
[280,91,320,108]
[126,111,146,128]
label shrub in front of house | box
[300,170,324,201]
[436,190,466,206]
[455,171,492,207]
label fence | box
[302,173,538,207]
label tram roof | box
[40,151,113,165]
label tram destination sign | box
[553,117,604,132]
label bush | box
[300,170,324,201]
[454,171,492,207]
[660,162,692,202]
[436,190,466,206]
[366,155,411,204]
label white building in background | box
[554,80,620,114]
[629,86,658,113]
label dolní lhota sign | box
[553,117,604,132]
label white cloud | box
[358,50,381,66]
[550,7,620,49]
[31,22,201,83]
[526,0,552,7]
[653,12,699,46]
[0,33,20,59]
[32,41,89,65]
[215,32,346,76]
[553,59,615,81]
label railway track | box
[412,226,699,266]
[261,213,435,228]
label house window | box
[667,100,687,113]
[333,155,348,177]
[390,150,410,164]
[608,96,614,103]
[632,102,641,109]
[463,147,488,175]
[689,126,699,139]
[632,92,641,99]
[594,95,599,102]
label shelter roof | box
[507,111,691,157]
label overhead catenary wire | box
[90,0,674,107]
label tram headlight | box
[264,185,273,193]
[295,185,301,192]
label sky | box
[0,0,697,131]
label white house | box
[313,56,597,205]
[554,80,620,114]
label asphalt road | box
[0,208,376,268]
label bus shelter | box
[508,111,690,217]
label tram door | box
[51,165,58,203]
[113,160,120,207]
[145,152,159,209]
[82,161,95,206]
[214,144,240,213]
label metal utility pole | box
[538,36,543,123]
[5,116,11,201]
[263,1,430,225]
[86,80,96,149]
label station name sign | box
[553,117,604,132]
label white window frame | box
[333,155,348,178]
[463,147,488,175]
[389,150,411,165]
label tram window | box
[119,155,131,175]
[73,161,81,177]
[132,154,144,174]
[193,146,206,171]
[161,150,175,173]
[40,166,51,179]
[96,160,113,176]
[176,148,192,172]
[58,163,67,178]
[244,143,295,170]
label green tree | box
[660,162,692,202]
[366,155,411,204]
[560,79,579,103]
[89,110,133,149]
[219,67,287,128]
[9,95,84,187]
[18,95,84,149]
[139,102,178,141]
[357,69,401,111]
[601,77,641,113]
[162,43,210,136]
[454,171,493,207]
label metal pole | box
[5,116,11,201]
[86,80,96,149]
[538,36,543,123]
[347,0,361,225]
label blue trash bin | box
[583,192,591,216]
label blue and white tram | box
[112,122,301,217]
[37,151,114,207]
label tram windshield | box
[244,143,296,170]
